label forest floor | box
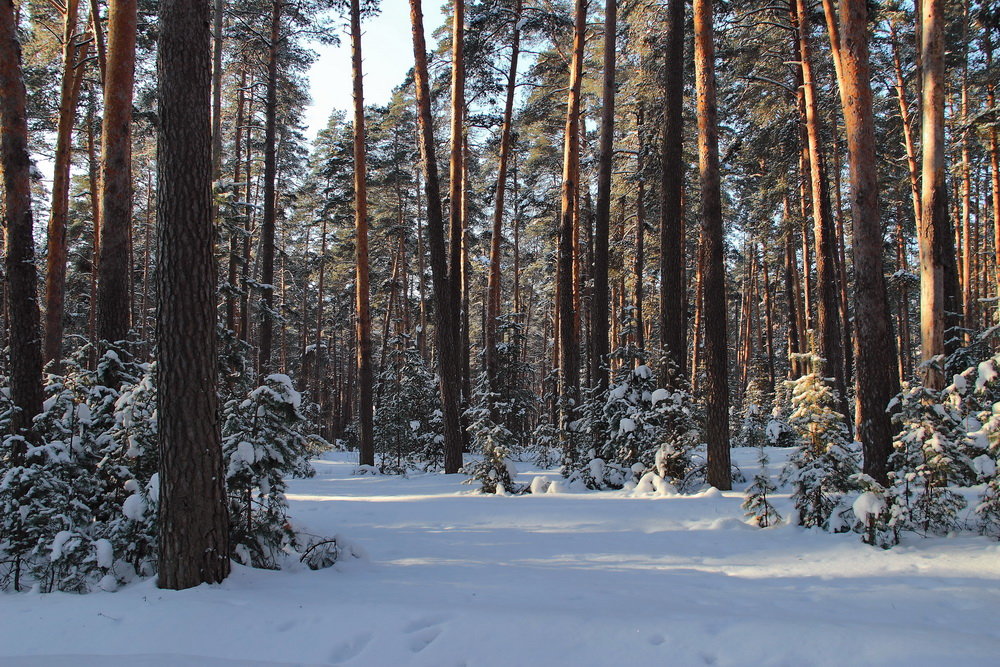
[2,448,999,666]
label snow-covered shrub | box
[889,383,971,536]
[98,366,160,579]
[780,354,859,531]
[569,332,701,491]
[222,374,328,568]
[850,474,898,549]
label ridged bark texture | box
[156,0,230,590]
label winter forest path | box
[3,449,1000,666]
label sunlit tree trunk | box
[408,0,463,473]
[484,0,521,407]
[694,0,730,490]
[836,0,901,484]
[96,0,138,348]
[593,0,616,391]
[558,0,586,424]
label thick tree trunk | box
[836,0,901,484]
[96,0,137,348]
[408,0,463,473]
[257,0,280,377]
[694,0,730,490]
[156,0,230,591]
[592,0,616,391]
[44,0,83,368]
[0,0,44,457]
[659,0,686,378]
[558,0,586,423]
[351,0,374,467]
[484,0,521,405]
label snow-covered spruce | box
[742,443,781,528]
[373,339,444,473]
[780,353,859,532]
[222,374,329,569]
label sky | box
[303,1,446,140]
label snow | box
[976,360,998,392]
[3,449,1000,666]
[852,492,886,523]
[94,539,115,570]
[122,493,146,521]
[650,388,670,406]
[618,417,636,433]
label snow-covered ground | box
[3,449,999,666]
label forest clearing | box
[3,449,999,666]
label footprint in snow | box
[648,633,665,646]
[328,631,373,664]
[408,626,442,653]
[404,616,448,634]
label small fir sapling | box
[780,353,859,531]
[743,444,782,528]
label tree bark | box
[792,0,848,418]
[836,0,901,484]
[0,0,44,457]
[694,0,730,490]
[659,0,686,378]
[257,0,280,377]
[95,0,137,348]
[44,0,83,368]
[558,0,586,422]
[408,0,463,473]
[350,0,374,467]
[484,0,521,406]
[592,0,616,391]
[918,0,961,388]
[156,0,230,591]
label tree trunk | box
[694,0,730,490]
[96,0,137,348]
[408,0,463,473]
[592,0,616,391]
[350,0,374,467]
[918,0,961,388]
[44,0,83,368]
[792,0,848,418]
[483,0,521,406]
[659,0,686,378]
[257,0,280,377]
[558,0,586,423]
[156,0,230,591]
[0,0,44,457]
[836,0,901,484]
[211,0,224,181]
